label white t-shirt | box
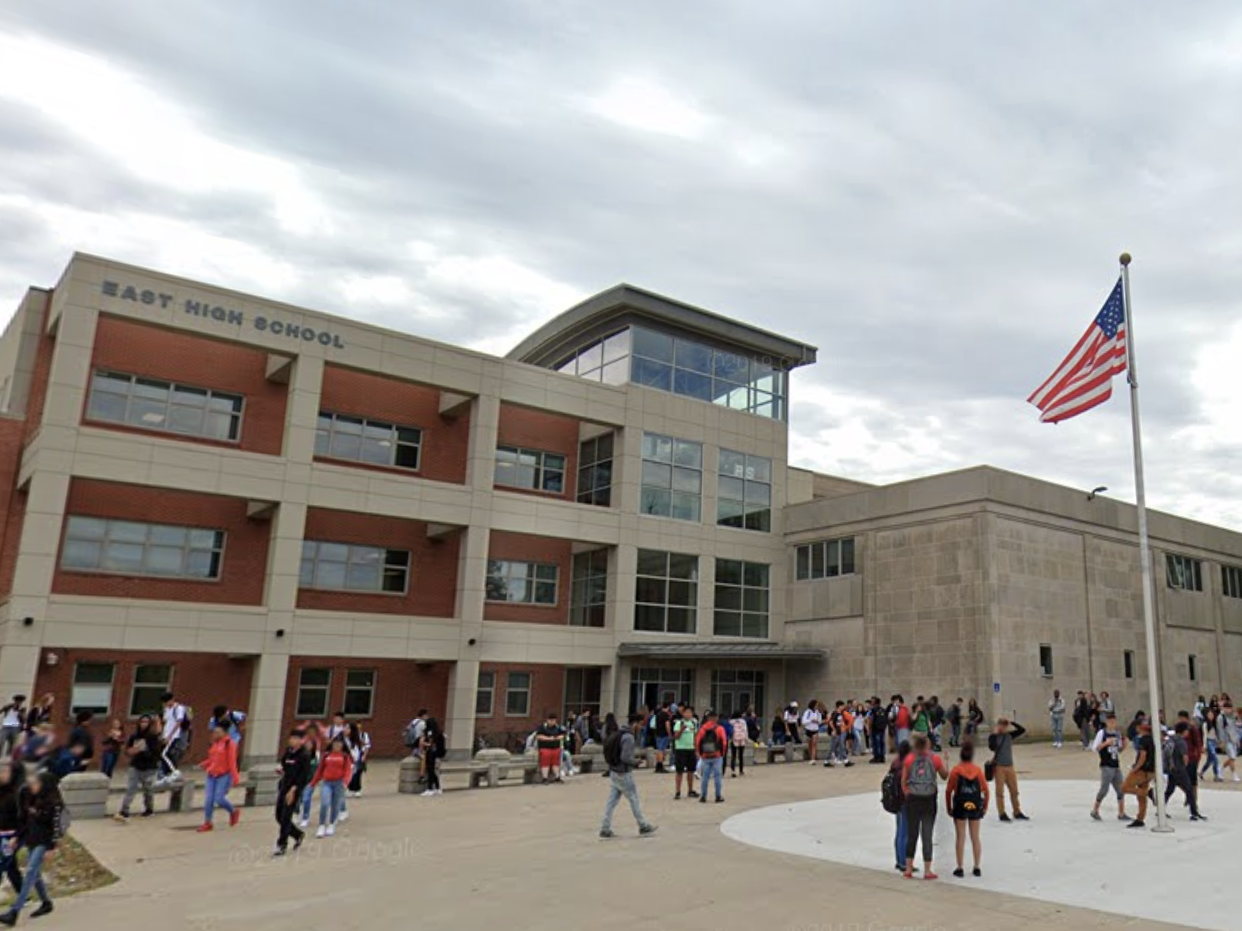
[163,703,187,743]
[801,709,822,733]
[0,707,23,729]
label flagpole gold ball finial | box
[1119,252,1132,266]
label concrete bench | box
[61,772,109,820]
[243,768,280,808]
[763,744,808,764]
[467,760,539,788]
[107,775,197,811]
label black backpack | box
[698,727,720,756]
[954,774,983,814]
[881,768,904,814]
[603,730,625,767]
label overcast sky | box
[1,1,1239,530]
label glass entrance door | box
[711,670,766,717]
[628,667,693,714]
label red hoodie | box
[200,736,239,785]
[311,750,353,786]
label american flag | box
[1028,279,1128,423]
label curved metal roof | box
[506,284,817,370]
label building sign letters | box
[101,280,346,349]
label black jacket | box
[0,765,25,834]
[278,746,313,793]
[21,791,63,850]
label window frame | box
[1039,644,1054,678]
[795,537,856,581]
[86,370,245,443]
[639,432,703,522]
[1123,649,1135,680]
[295,667,333,719]
[485,560,559,606]
[70,662,116,716]
[128,663,174,718]
[634,549,698,634]
[299,540,411,595]
[342,669,377,718]
[504,672,532,717]
[569,549,608,628]
[493,445,567,494]
[314,411,423,471]
[713,559,771,638]
[576,434,614,507]
[476,671,496,716]
[61,516,226,582]
[716,449,772,532]
[1165,553,1203,592]
[1223,565,1242,600]
[1188,654,1198,682]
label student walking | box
[883,739,912,871]
[1090,713,1129,821]
[1048,690,1066,748]
[1164,722,1205,821]
[0,762,26,898]
[298,722,323,825]
[988,718,1029,822]
[696,711,727,804]
[273,729,312,856]
[945,742,988,878]
[0,699,25,760]
[728,710,748,777]
[0,771,63,925]
[420,718,445,796]
[310,735,353,837]
[901,734,947,880]
[1200,707,1223,781]
[869,698,888,763]
[1223,705,1241,782]
[801,701,823,763]
[947,699,963,748]
[100,718,124,779]
[599,715,657,839]
[672,706,699,799]
[890,696,911,749]
[346,722,371,797]
[826,702,854,768]
[197,723,241,833]
[114,715,162,822]
[1122,723,1157,828]
[159,692,190,781]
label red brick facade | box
[86,316,289,455]
[474,662,566,751]
[280,657,451,757]
[484,530,573,625]
[317,365,470,484]
[53,479,271,605]
[297,508,460,616]
[494,404,581,500]
[30,648,255,761]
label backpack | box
[906,754,938,797]
[880,768,904,813]
[698,727,720,756]
[954,774,983,814]
[603,730,624,767]
[403,719,423,748]
[178,705,194,748]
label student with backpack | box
[881,739,911,871]
[728,710,749,777]
[900,733,947,880]
[945,742,988,878]
[695,711,727,804]
[599,714,657,839]
[0,770,64,924]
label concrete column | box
[243,652,290,767]
[447,524,491,759]
[465,394,500,493]
[444,659,480,761]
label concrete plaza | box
[50,745,1239,931]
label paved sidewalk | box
[52,745,1237,931]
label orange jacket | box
[200,736,239,784]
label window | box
[711,670,767,718]
[795,538,856,580]
[577,434,614,507]
[714,560,770,638]
[129,664,173,717]
[717,450,772,532]
[1124,650,1135,680]
[300,541,410,594]
[62,517,224,580]
[634,549,698,633]
[1223,565,1242,599]
[71,663,115,716]
[556,329,631,385]
[476,671,496,716]
[639,433,702,521]
[1166,553,1203,592]
[87,371,244,441]
[315,412,421,469]
[505,672,532,717]
[1189,654,1198,682]
[494,446,566,493]
[342,669,376,717]
[486,560,558,605]
[564,668,602,719]
[1039,644,1054,678]
[296,668,332,718]
[570,550,608,627]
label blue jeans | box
[1051,715,1065,745]
[894,810,907,868]
[1201,739,1220,778]
[8,845,49,914]
[600,771,650,832]
[319,779,345,825]
[699,757,724,799]
[300,782,315,821]
[831,733,848,762]
[204,773,235,823]
[872,731,886,760]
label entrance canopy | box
[617,642,826,661]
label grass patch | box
[0,836,117,905]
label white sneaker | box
[299,818,309,829]
[316,826,326,838]
[326,824,335,837]
[339,810,349,822]
[1234,773,1240,783]
[434,789,443,796]
[421,790,434,797]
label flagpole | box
[1119,251,1172,833]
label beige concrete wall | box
[0,289,46,415]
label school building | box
[0,254,1239,761]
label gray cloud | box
[1,0,1240,527]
